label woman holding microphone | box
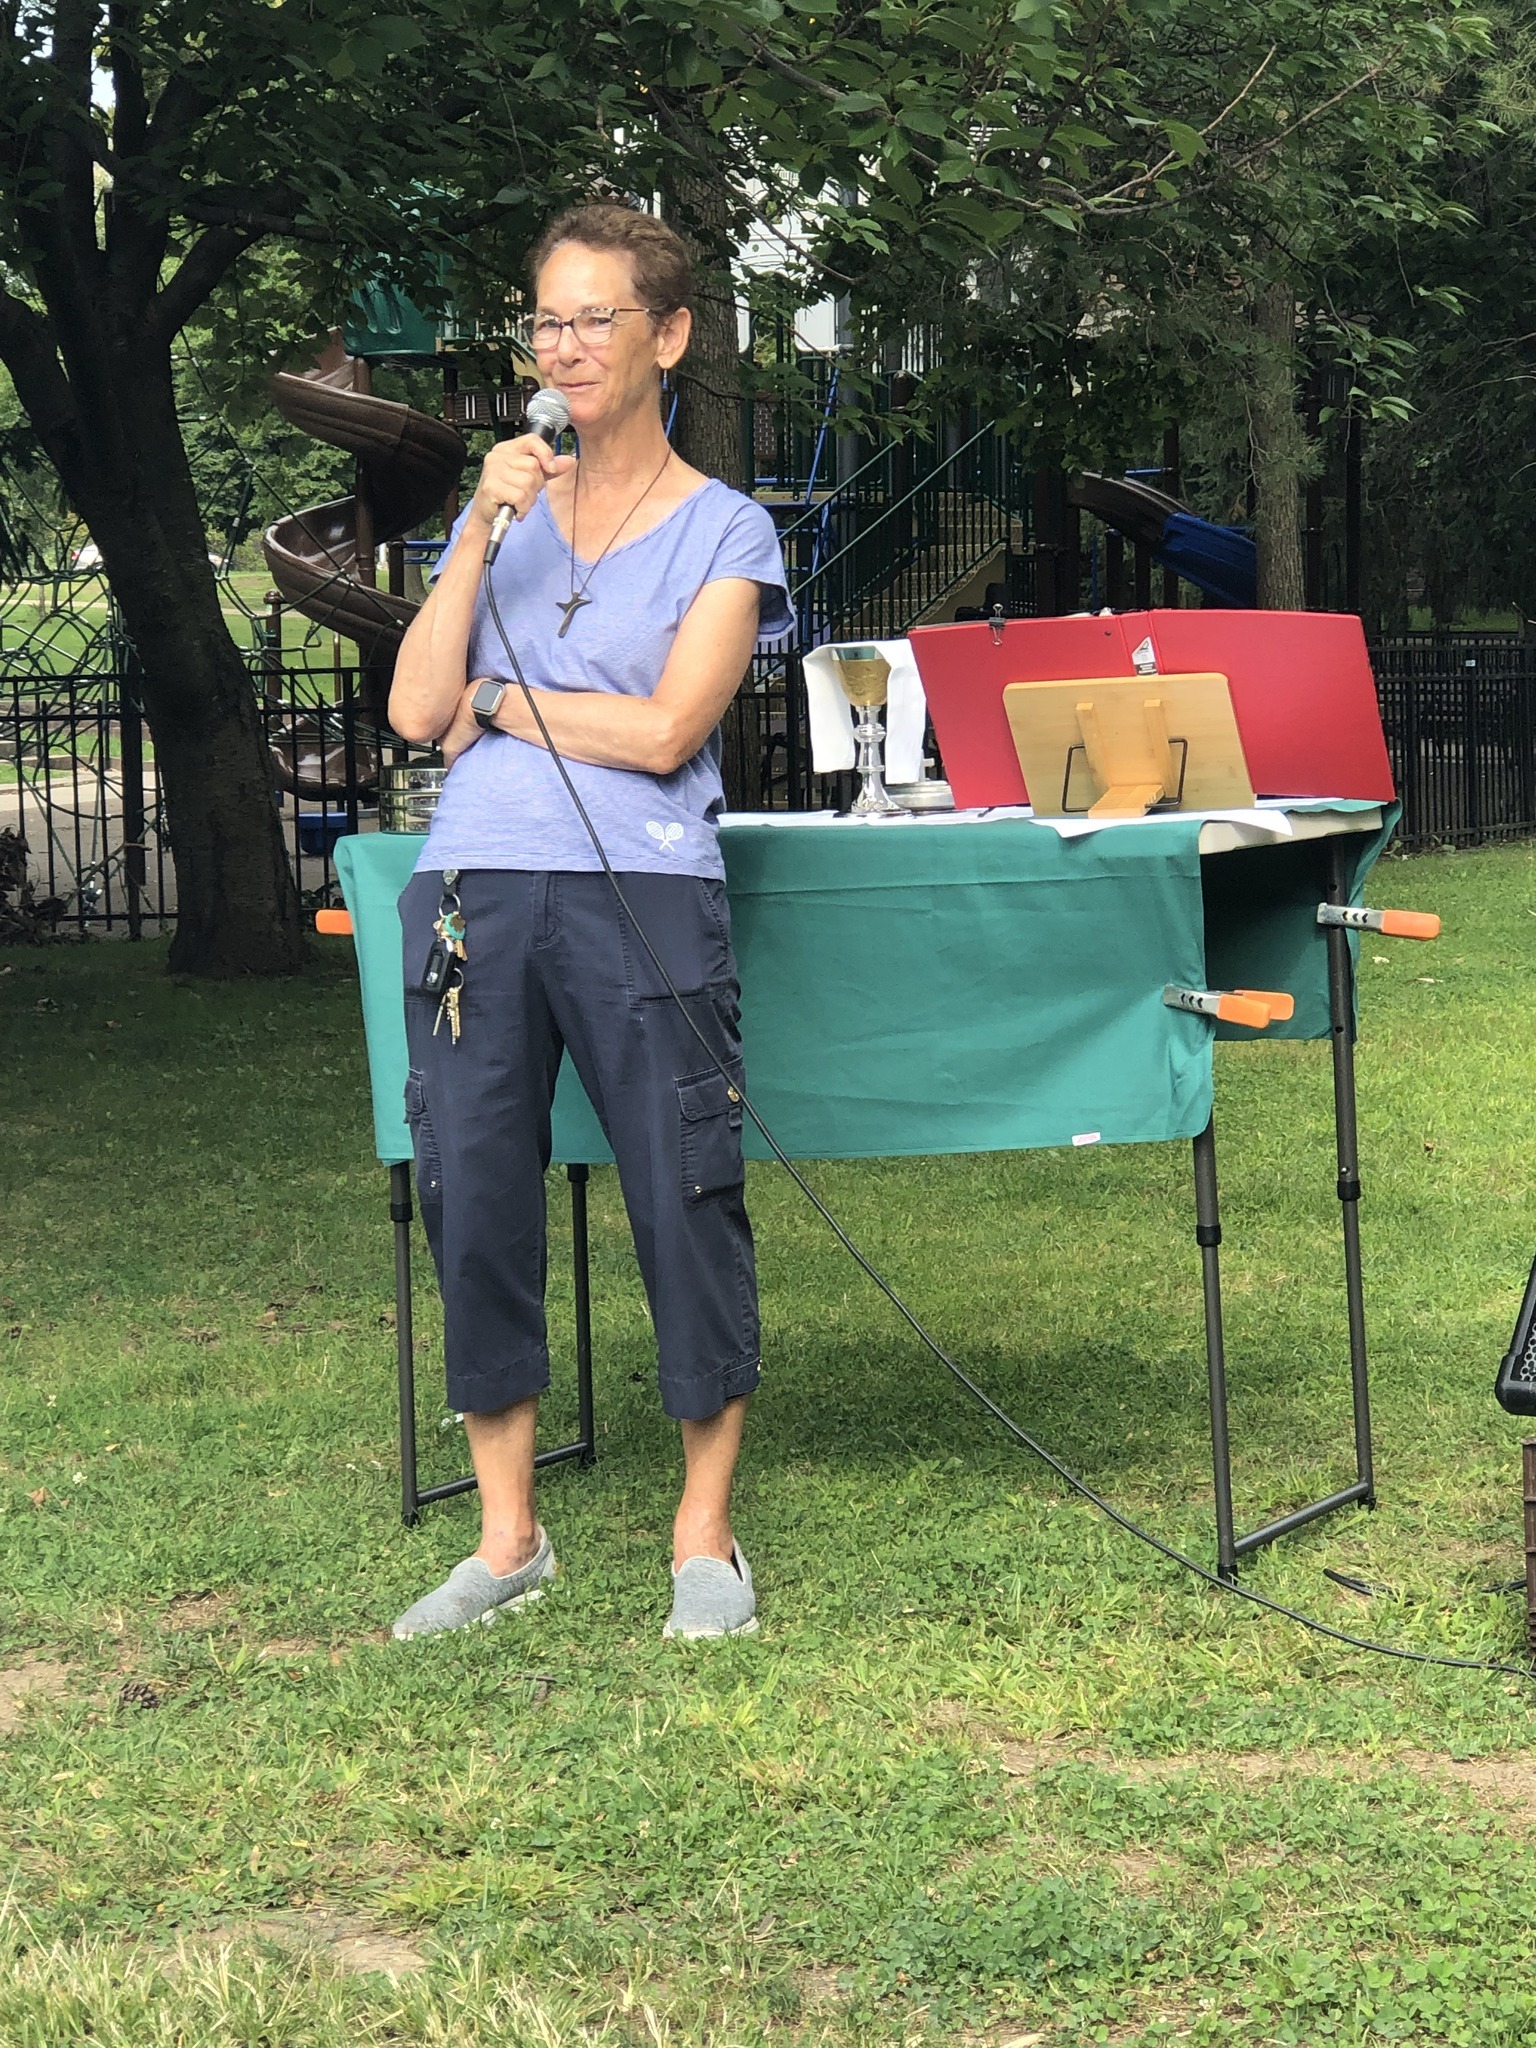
[387,202,790,1642]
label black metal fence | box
[7,582,1536,943]
[0,572,418,936]
[1372,634,1536,850]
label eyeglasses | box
[524,306,655,352]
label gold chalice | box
[830,644,904,817]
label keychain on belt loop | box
[427,868,467,1044]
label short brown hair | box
[528,203,693,317]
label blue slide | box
[1067,474,1257,609]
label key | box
[433,970,463,1045]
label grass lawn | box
[3,840,1536,2046]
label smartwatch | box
[470,679,507,732]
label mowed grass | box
[3,840,1536,2046]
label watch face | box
[471,681,503,716]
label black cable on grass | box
[480,556,1535,1690]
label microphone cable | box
[476,551,1536,1689]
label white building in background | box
[735,214,844,356]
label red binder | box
[910,610,1396,810]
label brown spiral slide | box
[262,341,468,718]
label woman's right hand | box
[440,685,483,768]
[467,432,575,533]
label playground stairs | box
[778,419,1023,651]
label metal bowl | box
[380,760,447,833]
[886,778,954,812]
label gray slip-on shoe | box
[663,1543,758,1639]
[392,1530,555,1640]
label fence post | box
[1160,425,1181,608]
[261,591,284,700]
[1406,664,1424,847]
[1464,660,1481,843]
[341,667,360,838]
[119,638,146,943]
[784,648,806,811]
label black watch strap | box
[470,680,506,732]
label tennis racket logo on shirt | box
[646,821,685,854]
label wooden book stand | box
[1002,671,1255,819]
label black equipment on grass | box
[1495,1257,1536,1415]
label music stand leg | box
[569,1165,596,1465]
[390,1163,420,1527]
[1326,841,1376,1505]
[1193,1117,1238,1580]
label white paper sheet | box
[1038,806,1296,841]
[716,800,1376,842]
[801,639,928,785]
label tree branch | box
[1224,53,1398,173]
[148,222,260,345]
[108,2,148,158]
[1094,44,1279,202]
[0,289,83,476]
[740,37,950,173]
[144,66,218,158]
[49,0,97,102]
[179,190,337,244]
[41,0,104,268]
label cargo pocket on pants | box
[404,1067,443,1195]
[677,1066,745,1203]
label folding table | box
[333,800,1403,1578]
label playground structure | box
[1067,472,1258,609]
[262,336,468,727]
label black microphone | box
[484,388,572,566]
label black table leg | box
[1326,838,1376,1506]
[390,1163,419,1526]
[1193,1116,1238,1580]
[394,1161,599,1522]
[570,1164,596,1465]
[1208,837,1376,1573]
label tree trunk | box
[10,327,306,975]
[659,166,746,490]
[659,155,756,804]
[1248,280,1308,611]
[111,557,306,980]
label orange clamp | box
[1379,909,1440,941]
[1234,989,1296,1023]
[1213,993,1274,1030]
[315,909,354,936]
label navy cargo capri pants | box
[400,867,761,1424]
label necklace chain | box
[557,447,674,638]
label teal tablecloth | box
[333,806,1394,1169]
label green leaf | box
[1160,118,1206,164]
[897,106,951,140]
[882,155,921,204]
[368,17,426,55]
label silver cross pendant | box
[555,594,591,638]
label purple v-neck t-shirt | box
[415,478,792,882]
